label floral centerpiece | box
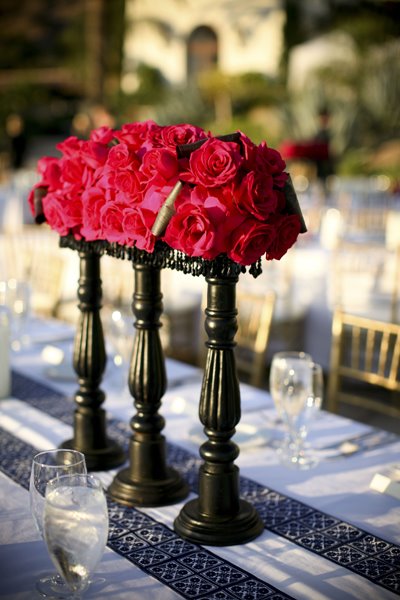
[29,121,305,277]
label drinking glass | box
[270,352,312,422]
[270,352,322,469]
[0,279,31,350]
[30,449,87,598]
[43,474,109,599]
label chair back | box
[235,289,276,387]
[198,288,275,387]
[327,309,400,418]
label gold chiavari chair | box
[327,309,400,418]
[235,289,276,388]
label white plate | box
[44,361,76,382]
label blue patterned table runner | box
[4,371,400,596]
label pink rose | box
[114,120,160,151]
[228,217,277,266]
[45,190,82,232]
[265,214,301,260]
[37,157,61,190]
[160,124,206,148]
[140,148,179,182]
[164,200,218,259]
[90,126,114,144]
[100,200,131,244]
[106,143,134,169]
[81,187,106,240]
[182,138,243,187]
[56,136,82,157]
[141,181,180,214]
[60,156,85,190]
[79,140,109,170]
[114,169,143,197]
[42,193,70,236]
[122,207,156,252]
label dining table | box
[1,317,400,599]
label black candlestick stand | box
[61,250,125,471]
[108,263,189,506]
[174,274,264,545]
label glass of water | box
[43,474,109,599]
[30,449,87,597]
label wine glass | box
[43,473,109,599]
[270,352,322,469]
[269,352,312,422]
[105,308,133,391]
[30,449,87,598]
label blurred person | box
[313,105,334,185]
[5,113,27,170]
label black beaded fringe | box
[59,236,263,279]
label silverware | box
[319,430,399,460]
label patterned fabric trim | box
[2,372,293,600]
[8,371,400,596]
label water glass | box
[30,449,87,598]
[43,474,109,598]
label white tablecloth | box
[1,319,400,599]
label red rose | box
[255,142,288,188]
[182,138,243,187]
[79,140,109,170]
[100,200,131,244]
[114,169,143,196]
[61,156,85,191]
[164,200,218,259]
[235,171,278,220]
[122,207,156,252]
[141,181,180,214]
[81,187,106,240]
[90,126,114,144]
[140,148,179,182]
[106,143,134,169]
[44,188,82,234]
[114,120,160,151]
[160,124,206,148]
[37,157,61,191]
[42,193,70,236]
[265,214,301,260]
[56,136,82,157]
[228,217,276,266]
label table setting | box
[0,120,399,599]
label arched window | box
[187,26,218,81]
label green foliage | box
[154,84,213,127]
[132,64,167,105]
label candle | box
[0,308,11,399]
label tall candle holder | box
[61,249,125,471]
[174,274,264,545]
[108,261,188,506]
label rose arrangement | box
[29,120,303,267]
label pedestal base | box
[108,466,189,507]
[61,438,126,472]
[174,498,264,546]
